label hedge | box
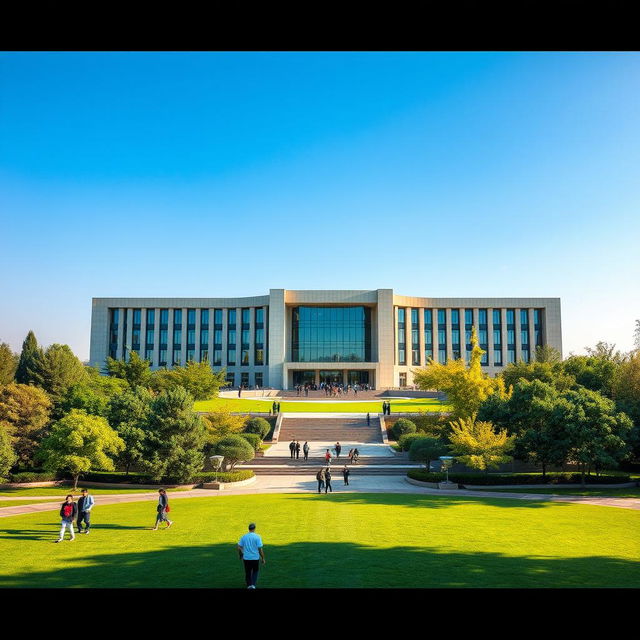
[391,418,416,441]
[240,432,263,452]
[398,433,429,451]
[193,470,255,483]
[244,417,271,439]
[8,471,60,483]
[407,470,633,485]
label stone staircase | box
[242,455,416,475]
[279,417,381,444]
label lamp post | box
[439,456,454,484]
[209,455,224,482]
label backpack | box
[62,504,73,518]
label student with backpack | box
[152,488,173,530]
[56,495,77,543]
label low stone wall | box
[202,476,257,490]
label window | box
[160,309,169,325]
[494,350,503,366]
[438,309,446,325]
[255,348,264,365]
[200,329,209,345]
[187,330,196,345]
[174,309,182,325]
[451,309,459,325]
[213,349,222,366]
[255,372,263,388]
[465,309,473,325]
[160,329,168,345]
[241,372,249,387]
[133,309,141,325]
[228,309,236,326]
[242,308,250,325]
[200,349,209,362]
[146,309,155,325]
[159,349,167,366]
[188,309,196,325]
[227,348,236,366]
[493,309,501,325]
[145,329,154,346]
[214,309,223,326]
[493,329,501,345]
[226,373,235,387]
[520,309,529,325]
[439,349,447,364]
[201,309,209,326]
[241,349,250,365]
[479,309,487,325]
[399,372,407,387]
[256,308,264,324]
[186,349,195,362]
[173,329,182,345]
[173,350,181,366]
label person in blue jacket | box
[77,488,94,534]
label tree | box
[106,351,152,388]
[584,341,625,363]
[143,387,207,483]
[448,416,516,473]
[413,327,510,419]
[534,345,562,364]
[107,386,154,474]
[150,361,227,400]
[0,343,18,386]
[409,437,448,471]
[0,383,52,467]
[0,424,17,478]
[212,434,255,470]
[634,319,640,351]
[37,409,125,489]
[611,351,640,460]
[412,412,450,440]
[35,344,87,407]
[59,367,128,418]
[557,387,633,487]
[562,354,619,398]
[391,418,416,441]
[501,360,575,392]
[15,331,43,385]
[201,409,246,446]
[479,380,568,477]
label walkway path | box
[1,475,639,517]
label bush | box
[240,432,262,452]
[406,470,632,485]
[391,418,416,441]
[7,471,60,483]
[193,470,255,483]
[212,434,255,470]
[398,433,429,451]
[244,417,271,439]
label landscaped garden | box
[0,493,638,588]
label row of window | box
[398,307,544,366]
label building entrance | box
[319,370,343,384]
[292,370,315,386]
[347,370,370,386]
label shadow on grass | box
[1,540,638,589]
[296,492,575,510]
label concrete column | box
[195,308,202,362]
[515,307,522,362]
[376,289,395,388]
[153,308,160,369]
[418,307,425,365]
[116,307,125,361]
[140,307,147,363]
[167,308,175,367]
[445,308,453,360]
[268,289,286,389]
[125,309,133,361]
[487,307,494,368]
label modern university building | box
[89,289,562,390]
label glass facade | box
[292,306,371,363]
[479,308,488,365]
[109,309,119,360]
[227,308,236,366]
[411,308,419,365]
[520,308,530,363]
[397,308,406,365]
[255,307,264,366]
[451,309,461,360]
[424,309,433,361]
[493,309,502,366]
[465,309,473,363]
[437,309,447,364]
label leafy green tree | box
[412,412,451,440]
[556,387,633,486]
[59,367,128,418]
[479,380,568,477]
[35,344,88,408]
[106,351,152,388]
[501,360,575,392]
[240,432,262,452]
[611,351,640,460]
[409,437,448,471]
[448,416,516,473]
[212,434,255,470]
[0,424,17,478]
[0,383,52,467]
[107,386,153,474]
[534,345,562,364]
[0,343,18,386]
[15,331,43,385]
[413,327,510,418]
[37,409,125,489]
[391,418,416,441]
[143,387,207,483]
[150,361,227,400]
[562,354,619,398]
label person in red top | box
[56,495,77,543]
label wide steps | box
[240,455,414,475]
[279,418,382,444]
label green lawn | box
[480,487,640,498]
[0,493,638,588]
[0,500,60,508]
[194,397,449,414]
[0,486,189,497]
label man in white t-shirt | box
[237,523,266,589]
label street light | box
[209,455,224,482]
[439,456,455,484]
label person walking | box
[295,440,301,460]
[152,488,173,530]
[335,442,342,459]
[386,402,391,416]
[272,401,277,416]
[353,448,360,464]
[382,401,386,415]
[303,441,310,461]
[324,467,333,493]
[324,449,333,465]
[56,494,77,542]
[316,467,325,493]
[237,523,265,589]
[343,465,350,486]
[348,448,354,463]
[289,439,296,459]
[367,412,370,426]
[76,488,94,535]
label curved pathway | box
[1,475,639,517]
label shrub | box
[407,470,446,483]
[398,433,429,451]
[212,434,255,470]
[7,471,60,483]
[244,417,271,439]
[193,470,255,483]
[240,432,262,452]
[391,418,416,441]
[407,470,632,485]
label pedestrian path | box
[1,475,639,516]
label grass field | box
[1,493,638,588]
[0,487,189,497]
[194,397,449,414]
[0,500,60,508]
[480,487,640,498]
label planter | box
[438,482,458,490]
[201,476,257,490]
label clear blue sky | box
[1,51,639,360]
